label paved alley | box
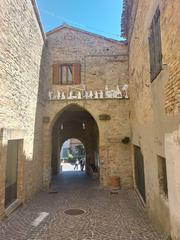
[0,172,167,240]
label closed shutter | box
[72,63,81,84]
[149,28,155,81]
[52,64,61,84]
[155,9,162,75]
[149,7,162,82]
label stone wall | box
[128,0,180,238]
[0,0,44,216]
[42,26,132,189]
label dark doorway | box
[134,145,146,202]
[5,140,20,207]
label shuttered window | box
[149,7,162,82]
[52,63,81,85]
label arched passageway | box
[60,138,86,172]
[51,104,99,178]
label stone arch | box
[50,103,99,177]
[59,137,86,154]
[49,103,98,132]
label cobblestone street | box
[0,171,167,240]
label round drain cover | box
[64,208,85,216]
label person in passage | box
[74,159,79,170]
[80,158,85,171]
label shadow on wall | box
[30,44,47,198]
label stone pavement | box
[0,171,167,240]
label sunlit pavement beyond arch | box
[61,162,82,172]
[0,172,166,240]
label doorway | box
[5,140,20,207]
[134,145,146,202]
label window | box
[149,7,162,82]
[157,155,168,198]
[61,64,73,85]
[52,63,81,85]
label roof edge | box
[121,0,139,41]
[47,24,127,45]
[31,0,46,42]
[121,0,129,38]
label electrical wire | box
[40,8,122,39]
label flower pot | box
[109,176,121,190]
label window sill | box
[52,83,81,86]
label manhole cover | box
[64,208,85,216]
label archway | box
[51,104,99,178]
[60,138,86,172]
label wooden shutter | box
[149,7,162,82]
[72,63,81,84]
[155,8,162,74]
[149,27,155,81]
[52,64,61,84]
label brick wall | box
[162,0,180,115]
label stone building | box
[122,0,180,239]
[42,24,132,187]
[0,0,132,217]
[0,0,45,217]
[0,0,180,239]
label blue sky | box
[36,0,124,41]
